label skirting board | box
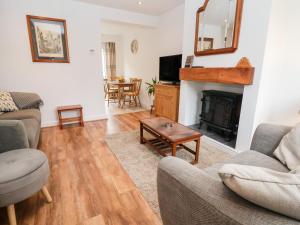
[201,135,238,155]
[41,114,108,128]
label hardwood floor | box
[0,111,161,225]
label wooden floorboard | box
[0,111,161,225]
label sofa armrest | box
[10,92,43,109]
[250,124,292,157]
[157,157,298,225]
[0,120,29,153]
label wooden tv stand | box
[154,84,180,121]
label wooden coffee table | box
[140,117,202,164]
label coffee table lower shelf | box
[140,123,201,165]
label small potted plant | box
[145,77,158,114]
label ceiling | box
[76,0,185,16]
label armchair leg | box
[7,205,17,225]
[41,186,52,203]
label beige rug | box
[105,103,146,115]
[105,130,234,217]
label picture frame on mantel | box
[185,55,194,68]
[26,15,70,63]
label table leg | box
[119,87,125,108]
[117,87,121,107]
[192,139,200,165]
[80,108,84,127]
[171,143,177,157]
[58,111,63,129]
[140,123,145,144]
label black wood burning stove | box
[200,90,242,140]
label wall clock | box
[131,40,139,54]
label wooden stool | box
[57,105,84,129]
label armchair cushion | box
[0,149,49,207]
[0,120,29,153]
[0,149,46,184]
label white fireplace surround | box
[179,81,244,151]
[180,0,300,152]
[179,0,270,152]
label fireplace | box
[199,90,242,142]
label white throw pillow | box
[273,123,300,170]
[219,164,300,220]
[0,91,18,112]
[290,165,300,174]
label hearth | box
[199,90,242,143]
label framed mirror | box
[194,0,244,56]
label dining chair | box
[121,78,142,108]
[104,82,118,107]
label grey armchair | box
[0,92,51,225]
[0,149,52,225]
[157,124,300,225]
[0,92,43,153]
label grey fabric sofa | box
[0,92,43,153]
[157,124,300,225]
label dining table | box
[107,81,134,108]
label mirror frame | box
[194,0,244,56]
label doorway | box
[101,32,145,115]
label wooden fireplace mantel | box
[180,57,255,85]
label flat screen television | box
[159,54,182,83]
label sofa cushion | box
[250,124,292,157]
[219,164,300,221]
[10,92,43,110]
[0,109,41,124]
[204,151,289,180]
[273,123,300,170]
[0,149,49,207]
[22,119,40,148]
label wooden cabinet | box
[154,84,180,122]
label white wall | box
[255,0,300,127]
[157,4,185,56]
[180,0,272,151]
[0,0,160,126]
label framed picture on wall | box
[26,15,70,63]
